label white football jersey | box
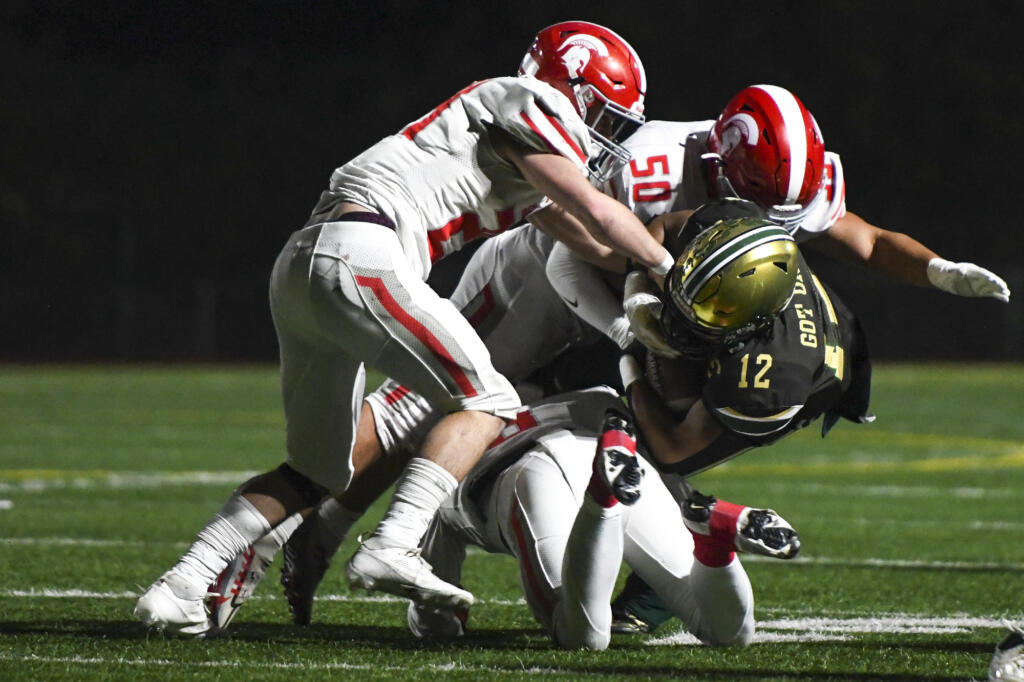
[608,120,847,241]
[308,76,592,279]
[605,120,715,224]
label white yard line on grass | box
[741,554,1024,570]
[0,470,259,493]
[0,653,563,676]
[0,537,150,547]
[649,614,1019,646]
[750,481,1021,499]
[4,589,1023,625]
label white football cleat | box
[683,490,801,559]
[207,533,278,630]
[134,571,212,638]
[990,627,1024,681]
[345,537,475,610]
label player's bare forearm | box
[630,380,721,466]
[531,204,624,269]
[505,143,669,270]
[812,212,938,288]
[575,191,668,267]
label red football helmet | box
[706,85,826,225]
[519,21,647,181]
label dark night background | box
[2,0,1022,363]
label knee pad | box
[275,463,330,507]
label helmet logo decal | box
[558,34,609,78]
[719,113,759,154]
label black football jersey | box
[700,255,872,446]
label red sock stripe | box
[693,498,745,568]
[709,499,745,541]
[692,542,735,568]
[383,384,411,405]
[598,429,636,454]
[489,408,540,448]
[587,472,618,508]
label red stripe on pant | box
[354,275,478,398]
[510,498,553,619]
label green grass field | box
[2,363,1023,681]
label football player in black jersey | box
[611,199,874,634]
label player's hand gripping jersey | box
[307,76,592,279]
[606,120,847,241]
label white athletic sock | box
[171,495,271,597]
[367,458,457,550]
[259,511,304,553]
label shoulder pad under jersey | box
[605,120,714,221]
[467,76,591,172]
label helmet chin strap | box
[566,77,590,120]
[701,153,739,201]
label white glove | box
[623,272,682,359]
[927,258,1010,302]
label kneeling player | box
[406,386,794,650]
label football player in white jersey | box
[206,211,806,637]
[201,224,628,632]
[133,20,679,636]
[548,84,1009,338]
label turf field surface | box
[1,363,1022,681]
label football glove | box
[623,271,682,359]
[926,258,1010,302]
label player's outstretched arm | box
[812,211,1010,301]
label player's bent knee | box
[556,629,610,651]
[700,620,754,648]
[450,383,521,421]
[274,463,330,507]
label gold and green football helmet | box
[663,215,799,355]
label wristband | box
[649,250,675,277]
[618,355,643,391]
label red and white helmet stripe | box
[751,84,810,205]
